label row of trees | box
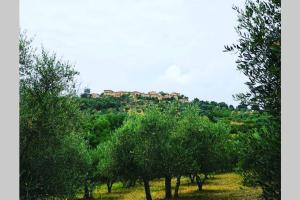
[91,105,233,200]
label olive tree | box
[111,106,174,200]
[225,0,281,199]
[20,33,91,200]
[173,106,231,193]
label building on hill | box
[148,91,161,99]
[162,94,172,99]
[170,92,180,97]
[132,91,142,95]
[141,93,150,98]
[91,93,100,98]
[116,91,130,97]
[84,88,91,94]
[148,91,158,95]
[103,90,114,95]
[81,88,92,98]
[179,97,189,103]
[100,90,189,102]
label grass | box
[77,173,262,200]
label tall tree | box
[20,33,91,200]
[225,0,281,118]
[225,0,281,199]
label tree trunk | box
[84,179,91,199]
[195,175,203,191]
[107,180,113,193]
[165,176,172,199]
[90,183,95,199]
[124,179,136,188]
[132,179,136,187]
[189,174,195,184]
[174,176,181,198]
[205,173,208,179]
[143,177,152,200]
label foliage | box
[225,0,281,199]
[237,125,280,199]
[174,106,232,176]
[225,0,281,118]
[85,111,127,148]
[19,33,91,199]
[102,104,235,199]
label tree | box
[218,102,229,109]
[81,111,127,198]
[159,104,180,199]
[134,106,174,200]
[170,121,193,198]
[173,106,231,194]
[237,125,280,199]
[225,0,281,199]
[111,114,142,195]
[96,140,118,193]
[237,103,248,110]
[86,115,111,148]
[225,0,281,118]
[111,106,175,200]
[20,33,91,199]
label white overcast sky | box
[20,0,249,106]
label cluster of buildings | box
[85,89,189,102]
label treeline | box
[77,98,274,200]
[83,104,238,200]
[77,91,245,114]
[79,93,272,136]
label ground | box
[77,172,261,200]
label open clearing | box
[78,173,262,200]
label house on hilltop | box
[100,89,189,102]
[170,92,180,96]
[103,90,113,95]
[91,93,100,98]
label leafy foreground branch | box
[225,0,281,199]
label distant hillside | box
[77,89,269,135]
[78,89,189,113]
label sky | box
[20,0,249,106]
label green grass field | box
[77,173,262,200]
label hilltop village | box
[82,89,189,103]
